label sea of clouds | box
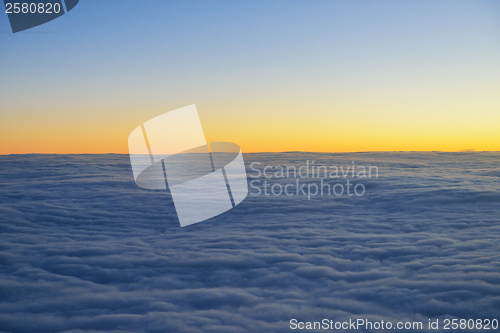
[0,152,499,332]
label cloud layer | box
[0,152,499,332]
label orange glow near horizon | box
[1,94,499,155]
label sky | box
[1,0,499,154]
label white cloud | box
[0,152,499,332]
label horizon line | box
[1,150,499,156]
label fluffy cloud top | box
[0,152,499,332]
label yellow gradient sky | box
[1,1,499,154]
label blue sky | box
[1,0,499,153]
